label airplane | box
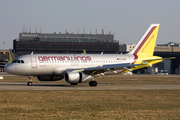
[0,49,14,66]
[83,49,87,54]
[5,24,170,87]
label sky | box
[0,0,180,49]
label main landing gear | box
[27,76,33,86]
[89,81,97,87]
[70,81,97,86]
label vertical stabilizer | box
[83,49,87,54]
[129,24,160,56]
[9,49,14,62]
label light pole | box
[3,42,5,49]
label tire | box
[70,83,78,85]
[89,81,97,87]
[27,82,32,86]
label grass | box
[1,75,180,119]
[0,90,180,120]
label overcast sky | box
[0,0,180,49]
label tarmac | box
[0,72,180,90]
[0,82,180,90]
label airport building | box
[13,32,119,57]
[119,44,136,53]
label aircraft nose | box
[4,64,24,75]
[4,65,10,73]
[4,64,14,74]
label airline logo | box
[38,55,92,62]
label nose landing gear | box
[27,76,33,86]
[27,81,32,86]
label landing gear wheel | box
[27,76,33,86]
[70,83,78,85]
[27,82,33,86]
[89,81,97,87]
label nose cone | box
[4,65,11,73]
[4,64,26,75]
[4,64,16,74]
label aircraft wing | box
[68,63,140,75]
[85,63,139,71]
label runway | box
[0,82,180,90]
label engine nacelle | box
[37,76,63,81]
[64,71,93,84]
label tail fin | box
[9,49,14,62]
[83,49,87,54]
[129,24,160,56]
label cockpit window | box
[12,60,24,63]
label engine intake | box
[64,71,93,84]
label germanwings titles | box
[38,55,92,62]
[5,24,164,86]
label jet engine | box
[37,76,63,81]
[64,71,93,84]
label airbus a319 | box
[5,24,170,87]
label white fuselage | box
[5,54,134,76]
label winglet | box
[129,24,160,56]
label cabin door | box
[30,56,37,68]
